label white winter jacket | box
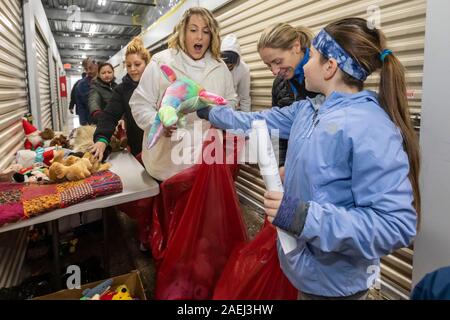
[129,48,237,181]
[221,34,251,111]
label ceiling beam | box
[52,30,137,38]
[45,8,141,27]
[110,0,156,6]
[59,49,118,58]
[61,59,85,65]
[54,36,129,46]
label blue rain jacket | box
[208,90,417,297]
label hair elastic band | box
[380,49,393,62]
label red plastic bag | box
[149,165,197,263]
[154,129,248,300]
[149,130,244,264]
[213,222,298,300]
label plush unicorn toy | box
[146,64,228,149]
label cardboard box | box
[34,270,146,300]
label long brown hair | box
[257,23,314,53]
[323,18,421,225]
[167,7,221,61]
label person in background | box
[198,17,420,300]
[89,37,151,251]
[69,72,86,114]
[257,23,317,167]
[75,58,98,125]
[221,33,251,112]
[88,62,117,124]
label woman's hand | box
[163,124,177,137]
[89,141,107,160]
[264,191,284,223]
[114,119,126,136]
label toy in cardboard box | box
[146,64,228,149]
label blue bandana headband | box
[312,29,369,82]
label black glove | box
[196,106,211,121]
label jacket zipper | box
[306,109,319,138]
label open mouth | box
[193,44,203,53]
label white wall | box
[412,0,450,287]
[68,75,82,98]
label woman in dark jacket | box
[258,23,317,167]
[89,37,151,252]
[90,38,150,159]
[88,62,117,124]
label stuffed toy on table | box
[146,64,228,149]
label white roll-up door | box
[215,0,426,299]
[0,0,29,171]
[35,26,52,130]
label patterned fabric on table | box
[0,170,123,227]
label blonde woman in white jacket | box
[130,7,237,182]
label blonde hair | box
[167,7,221,61]
[125,37,151,64]
[257,23,314,53]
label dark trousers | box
[76,107,90,126]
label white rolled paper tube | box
[251,120,297,254]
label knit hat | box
[22,118,38,136]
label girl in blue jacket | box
[197,17,421,299]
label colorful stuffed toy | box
[16,148,55,167]
[146,64,228,149]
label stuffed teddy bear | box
[46,150,111,182]
[50,134,71,149]
[82,152,111,173]
[22,118,43,151]
[146,64,228,149]
[71,125,96,153]
[48,158,92,182]
[40,128,55,141]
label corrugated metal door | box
[50,57,60,131]
[0,0,29,171]
[216,0,426,299]
[35,26,52,130]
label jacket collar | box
[169,49,222,84]
[306,90,379,114]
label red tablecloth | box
[0,170,123,227]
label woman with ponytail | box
[257,23,318,166]
[198,17,420,299]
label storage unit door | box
[215,0,426,299]
[35,26,52,130]
[0,0,29,171]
